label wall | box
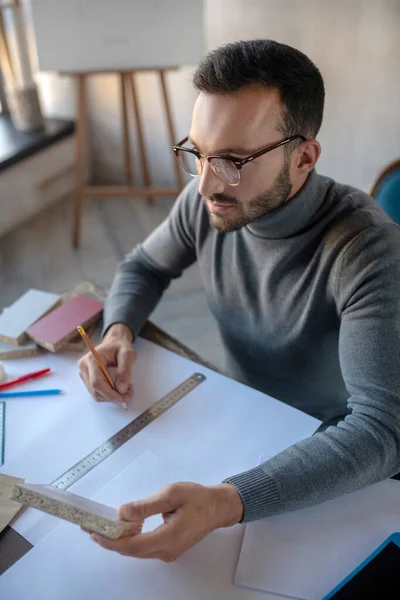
[35,0,400,193]
[205,0,400,191]
[87,67,197,186]
[34,67,195,187]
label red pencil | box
[0,368,51,391]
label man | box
[79,39,400,562]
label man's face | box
[189,87,295,232]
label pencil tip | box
[122,402,128,411]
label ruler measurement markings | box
[51,373,205,490]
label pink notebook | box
[26,294,103,352]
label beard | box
[205,155,293,233]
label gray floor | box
[0,194,224,369]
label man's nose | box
[198,160,225,198]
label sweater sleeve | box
[224,222,400,522]
[102,180,199,338]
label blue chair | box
[371,162,400,484]
[369,160,400,225]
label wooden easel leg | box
[159,69,184,191]
[120,73,133,186]
[73,74,87,248]
[129,72,152,203]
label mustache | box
[208,194,238,205]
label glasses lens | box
[211,158,240,186]
[177,151,201,177]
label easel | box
[66,68,184,248]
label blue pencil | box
[0,389,63,398]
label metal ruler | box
[51,373,206,491]
[0,402,4,467]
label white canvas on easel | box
[28,0,204,246]
[30,0,204,72]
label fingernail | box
[91,534,99,543]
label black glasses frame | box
[172,134,306,173]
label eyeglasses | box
[172,135,306,187]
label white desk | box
[0,337,320,598]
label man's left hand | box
[89,482,244,562]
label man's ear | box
[295,139,321,174]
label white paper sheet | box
[235,479,400,600]
[0,338,320,544]
[0,450,286,600]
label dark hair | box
[193,39,325,139]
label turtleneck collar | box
[245,169,327,239]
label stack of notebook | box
[0,291,103,358]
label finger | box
[77,355,87,372]
[93,391,108,403]
[119,523,176,557]
[119,384,134,404]
[90,533,125,553]
[78,361,97,399]
[78,360,88,385]
[88,361,122,403]
[91,522,174,558]
[88,359,131,406]
[92,379,130,407]
[99,365,133,406]
[95,347,117,367]
[110,377,134,403]
[92,380,120,402]
[79,351,125,405]
[115,347,136,394]
[118,487,175,522]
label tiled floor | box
[0,194,224,369]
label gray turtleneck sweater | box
[104,171,400,522]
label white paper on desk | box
[0,450,284,600]
[235,479,400,600]
[1,338,320,545]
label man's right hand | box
[78,323,136,406]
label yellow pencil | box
[77,326,127,410]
